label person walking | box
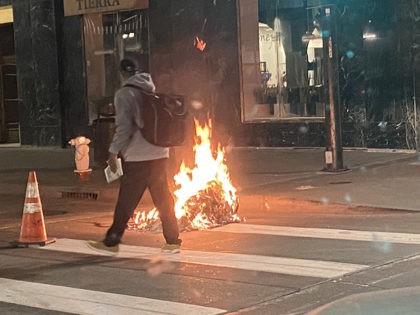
[87,54,182,255]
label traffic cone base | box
[11,171,56,247]
[10,238,56,248]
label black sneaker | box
[86,240,119,256]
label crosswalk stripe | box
[39,238,368,278]
[211,224,420,245]
[0,277,225,315]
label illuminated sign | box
[64,0,149,16]
[0,6,13,24]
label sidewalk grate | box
[328,181,352,185]
[60,191,99,200]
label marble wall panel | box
[13,0,36,145]
[14,0,62,146]
[54,0,88,141]
[149,0,241,146]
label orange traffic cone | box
[11,171,55,247]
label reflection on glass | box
[239,1,326,121]
[238,0,417,149]
[83,10,148,124]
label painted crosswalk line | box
[39,238,368,278]
[212,224,420,245]
[0,278,225,315]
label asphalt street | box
[1,146,420,314]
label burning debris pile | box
[176,180,239,231]
[128,119,240,232]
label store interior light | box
[122,33,135,39]
[363,32,377,40]
[0,6,13,24]
[363,20,377,40]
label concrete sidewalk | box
[308,286,420,315]
[227,147,420,211]
[0,146,419,211]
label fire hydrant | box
[68,136,92,180]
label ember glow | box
[128,119,240,232]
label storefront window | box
[238,0,325,122]
[83,9,148,123]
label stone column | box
[13,0,62,146]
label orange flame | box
[130,118,239,231]
[173,119,238,229]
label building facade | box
[0,0,419,151]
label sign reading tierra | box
[76,0,121,10]
[64,0,149,16]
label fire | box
[128,119,240,232]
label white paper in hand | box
[104,158,123,183]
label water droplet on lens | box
[344,193,352,203]
[299,126,308,134]
[321,197,329,204]
[322,30,331,37]
[346,50,355,59]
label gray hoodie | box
[108,73,169,161]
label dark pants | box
[104,158,181,246]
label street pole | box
[322,7,345,171]
[275,17,281,118]
[414,70,418,151]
